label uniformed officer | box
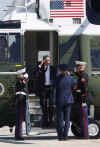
[15,68,28,140]
[54,64,75,141]
[74,61,89,139]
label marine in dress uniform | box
[74,61,89,138]
[54,64,75,140]
[37,56,56,128]
[15,68,28,140]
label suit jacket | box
[28,64,56,96]
[38,64,56,90]
[55,74,74,106]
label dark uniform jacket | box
[74,72,88,104]
[55,74,74,106]
[16,78,27,104]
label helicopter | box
[0,0,100,138]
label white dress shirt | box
[45,65,51,86]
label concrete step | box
[30,107,42,115]
[28,98,40,106]
[29,102,41,109]
[28,98,42,124]
[27,96,56,128]
[30,114,42,127]
[28,98,42,115]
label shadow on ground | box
[0,134,99,144]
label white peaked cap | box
[17,68,26,74]
[75,61,87,66]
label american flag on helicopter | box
[50,0,84,18]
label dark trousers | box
[56,104,71,139]
[15,94,26,138]
[79,104,89,138]
[40,86,54,126]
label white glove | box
[24,73,28,79]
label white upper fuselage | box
[2,0,100,36]
[50,17,100,36]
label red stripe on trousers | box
[18,104,24,137]
[81,106,88,137]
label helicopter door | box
[24,30,58,94]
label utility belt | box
[16,91,26,96]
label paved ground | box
[0,126,100,147]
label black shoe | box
[58,138,63,141]
[15,136,24,141]
[80,136,89,139]
[47,121,53,128]
[83,137,89,139]
[63,137,69,141]
[58,137,64,141]
[41,123,48,128]
[41,120,48,128]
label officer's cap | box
[17,68,26,74]
[58,64,68,71]
[75,61,86,66]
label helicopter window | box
[59,36,80,71]
[0,33,21,63]
[8,33,21,63]
[90,37,100,69]
[91,49,100,69]
[0,34,8,62]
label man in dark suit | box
[54,64,75,140]
[38,55,56,128]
